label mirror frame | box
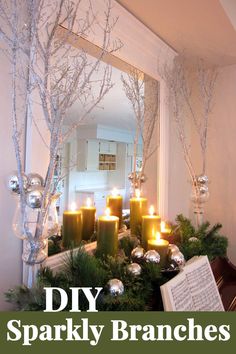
[24,0,176,273]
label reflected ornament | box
[168,244,179,254]
[127,263,142,276]
[28,173,44,187]
[26,187,44,209]
[131,246,145,262]
[144,250,160,264]
[107,278,124,296]
[170,251,185,267]
[8,172,28,194]
[128,172,135,182]
[197,174,209,185]
[168,259,179,270]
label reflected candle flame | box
[71,202,77,212]
[86,197,92,207]
[105,207,111,217]
[135,189,141,199]
[161,221,166,232]
[149,205,154,216]
[156,231,161,241]
[112,188,118,197]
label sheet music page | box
[162,272,195,311]
[184,256,224,311]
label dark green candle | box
[97,208,118,257]
[80,198,96,241]
[63,205,82,248]
[130,190,148,236]
[106,189,123,229]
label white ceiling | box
[116,0,236,66]
[67,0,236,130]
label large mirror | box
[49,33,160,255]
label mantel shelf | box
[44,229,130,274]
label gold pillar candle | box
[148,232,169,268]
[80,198,96,241]
[142,206,161,250]
[130,189,148,236]
[63,202,82,248]
[97,208,119,257]
[106,188,123,229]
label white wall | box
[200,64,236,264]
[0,52,22,310]
[168,116,191,222]
[171,63,236,264]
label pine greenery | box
[173,214,228,261]
[6,214,228,311]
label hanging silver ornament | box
[199,184,209,194]
[198,185,209,202]
[8,172,28,194]
[131,246,145,262]
[197,174,209,185]
[26,187,44,209]
[168,244,179,254]
[170,251,185,267]
[140,174,147,183]
[28,173,44,187]
[127,263,142,276]
[144,250,161,264]
[107,278,124,296]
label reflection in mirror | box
[50,37,160,255]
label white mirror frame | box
[24,0,176,273]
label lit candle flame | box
[71,202,77,212]
[86,197,92,207]
[161,221,166,232]
[112,188,118,196]
[135,189,141,199]
[156,231,161,241]
[149,205,154,216]
[105,207,111,217]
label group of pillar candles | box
[63,188,172,267]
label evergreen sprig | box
[173,214,228,261]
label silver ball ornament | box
[198,185,209,202]
[26,187,44,209]
[168,244,179,254]
[189,237,199,243]
[28,173,44,187]
[131,246,145,262]
[107,278,124,296]
[199,184,209,194]
[197,174,209,185]
[128,172,135,181]
[140,174,147,183]
[168,259,179,270]
[127,263,142,276]
[144,250,161,264]
[8,172,28,194]
[170,251,185,267]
